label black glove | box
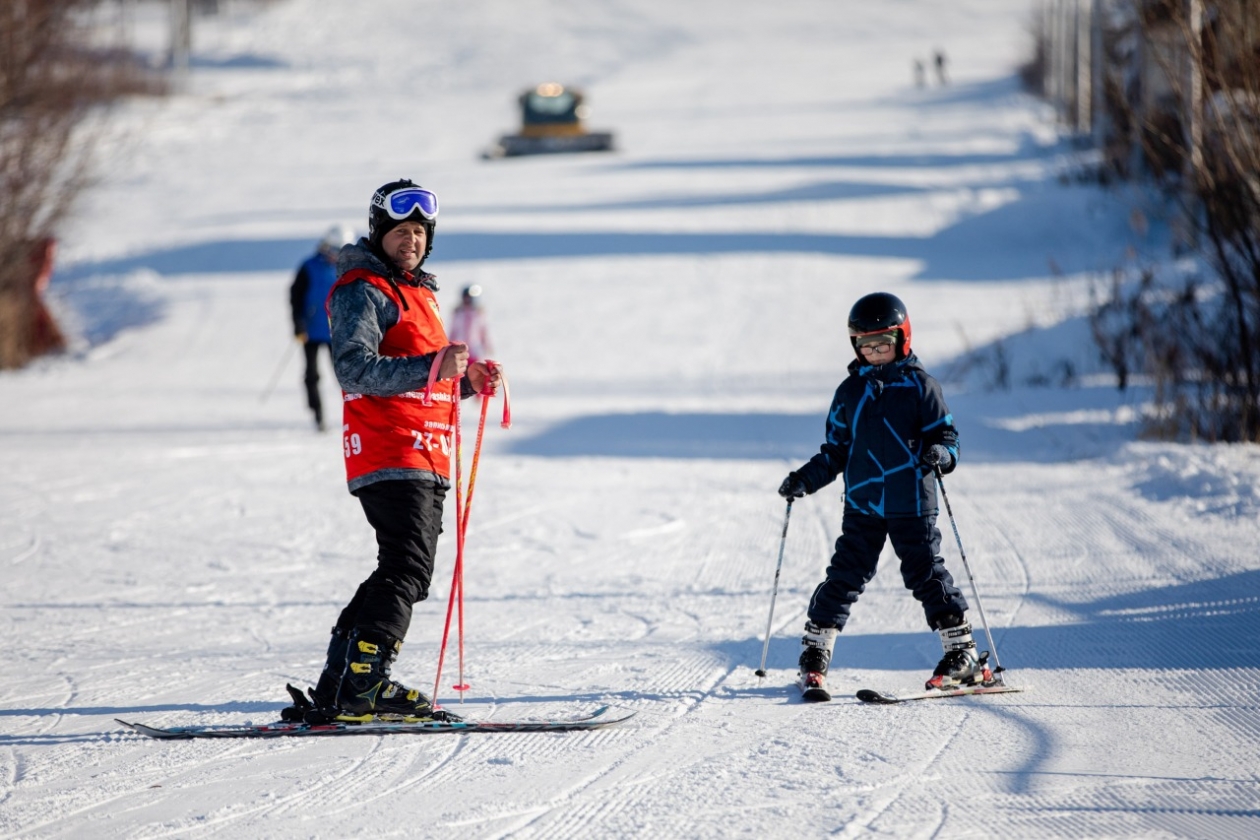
[923,444,953,471]
[778,473,807,500]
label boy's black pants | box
[807,510,967,631]
[334,479,446,641]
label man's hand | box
[438,343,470,380]
[466,360,503,395]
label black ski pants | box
[806,510,967,632]
[334,479,446,642]
[302,340,330,423]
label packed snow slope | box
[4,0,1260,837]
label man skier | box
[292,179,501,722]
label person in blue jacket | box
[290,225,354,430]
[778,292,981,698]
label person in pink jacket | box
[447,284,493,362]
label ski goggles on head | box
[378,187,439,221]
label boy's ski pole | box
[934,466,1004,676]
[755,500,792,678]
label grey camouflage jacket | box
[328,240,473,489]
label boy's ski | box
[799,672,831,703]
[118,705,634,740]
[856,684,1022,704]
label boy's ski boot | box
[798,622,839,702]
[925,615,992,690]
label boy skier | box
[778,292,982,700]
[290,179,501,723]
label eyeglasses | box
[378,187,439,221]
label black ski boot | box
[336,630,453,721]
[280,627,350,723]
[925,614,988,690]
[798,621,838,702]
[308,626,352,721]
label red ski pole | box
[432,360,509,705]
[429,346,462,707]
[461,363,501,533]
[431,387,462,704]
[451,385,470,698]
[453,363,503,697]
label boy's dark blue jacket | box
[795,352,959,518]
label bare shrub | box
[1089,0,1260,442]
[0,0,165,369]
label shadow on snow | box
[55,205,1124,285]
[747,567,1260,675]
[507,411,821,461]
[505,382,1140,464]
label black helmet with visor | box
[848,292,912,361]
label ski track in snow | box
[3,0,1260,837]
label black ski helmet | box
[848,292,912,360]
[368,178,438,265]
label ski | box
[856,684,1022,704]
[117,705,634,740]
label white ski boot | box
[798,621,839,702]
[925,616,990,690]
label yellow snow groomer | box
[484,83,615,158]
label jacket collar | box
[338,239,437,291]
[850,353,923,382]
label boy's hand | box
[778,473,807,500]
[923,444,953,471]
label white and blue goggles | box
[377,186,439,221]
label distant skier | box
[934,50,949,85]
[289,225,354,431]
[777,292,978,701]
[296,179,502,722]
[913,59,926,89]
[447,284,493,362]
